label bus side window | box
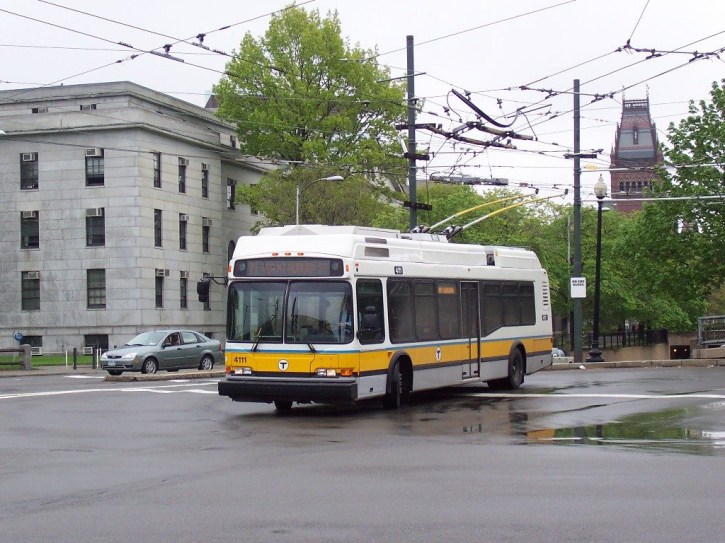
[356,279,384,344]
[387,279,414,343]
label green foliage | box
[238,166,395,230]
[213,5,406,177]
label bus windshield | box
[227,281,353,345]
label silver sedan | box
[100,330,222,376]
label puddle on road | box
[527,407,725,456]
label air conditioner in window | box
[178,157,189,166]
[86,207,104,217]
[202,218,212,227]
[180,271,189,279]
[85,148,104,157]
[179,214,189,222]
[26,271,40,280]
[21,210,39,219]
[21,153,38,162]
[155,268,170,277]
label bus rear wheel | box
[488,350,524,390]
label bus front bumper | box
[218,375,358,404]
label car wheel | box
[107,370,122,376]
[141,358,158,374]
[274,400,293,412]
[198,355,214,371]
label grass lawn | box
[0,353,96,370]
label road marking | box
[3,385,725,402]
[471,392,725,400]
[0,381,218,401]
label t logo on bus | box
[278,360,289,371]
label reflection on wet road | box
[373,368,725,456]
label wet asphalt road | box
[1,367,724,542]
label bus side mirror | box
[197,279,210,303]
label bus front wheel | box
[383,363,402,410]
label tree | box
[238,166,396,231]
[616,80,725,331]
[213,5,406,177]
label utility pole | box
[565,79,598,364]
[572,79,583,364]
[406,35,417,231]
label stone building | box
[0,81,270,353]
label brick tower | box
[610,97,663,212]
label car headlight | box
[122,352,138,360]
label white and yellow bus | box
[217,225,553,411]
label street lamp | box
[295,175,344,225]
[587,174,607,362]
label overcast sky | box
[2,0,723,202]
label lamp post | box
[295,175,344,225]
[587,174,607,362]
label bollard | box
[73,347,77,370]
[21,344,31,370]
[93,348,97,369]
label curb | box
[547,359,725,370]
[105,370,226,382]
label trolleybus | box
[214,224,553,411]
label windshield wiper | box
[306,342,316,353]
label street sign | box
[14,331,24,342]
[570,277,587,298]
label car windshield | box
[126,331,167,346]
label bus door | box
[460,281,480,379]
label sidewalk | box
[2,358,724,380]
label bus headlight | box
[233,367,253,375]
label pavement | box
[1,358,724,380]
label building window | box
[180,276,188,309]
[21,335,43,349]
[21,271,40,311]
[178,157,187,193]
[154,209,162,247]
[84,334,109,352]
[202,218,210,253]
[153,152,161,188]
[20,153,39,190]
[85,149,104,186]
[228,240,236,261]
[201,164,209,198]
[80,103,97,111]
[20,211,39,249]
[87,269,106,309]
[86,208,105,246]
[227,178,236,210]
[179,214,187,250]
[155,276,164,308]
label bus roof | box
[235,225,543,270]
